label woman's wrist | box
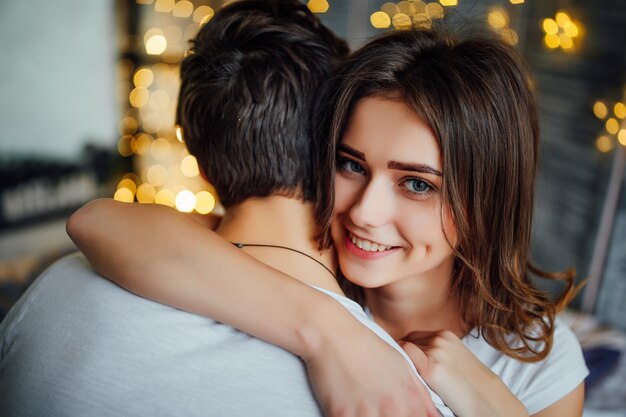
[469,373,528,417]
[294,292,361,363]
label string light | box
[146,34,167,55]
[114,187,135,203]
[596,135,613,153]
[172,0,194,18]
[593,94,626,152]
[195,191,216,214]
[155,189,176,207]
[175,190,196,212]
[154,0,175,13]
[307,0,329,14]
[487,7,518,45]
[193,6,214,24]
[371,1,446,30]
[542,10,582,52]
[117,178,138,195]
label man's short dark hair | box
[176,0,348,208]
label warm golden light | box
[425,2,444,19]
[614,102,626,119]
[307,0,329,14]
[147,164,169,186]
[146,35,167,55]
[606,118,620,135]
[134,133,153,156]
[193,6,214,24]
[413,13,431,28]
[398,1,417,15]
[596,135,613,153]
[144,28,164,44]
[119,117,138,135]
[544,33,560,49]
[172,0,193,17]
[370,11,391,28]
[149,90,170,111]
[175,125,184,142]
[118,178,137,194]
[129,87,150,108]
[559,34,573,50]
[488,9,508,29]
[509,0,524,4]
[137,183,156,203]
[175,190,196,212]
[593,101,608,119]
[195,191,216,214]
[117,135,134,157]
[618,129,626,146]
[164,25,182,44]
[439,0,457,6]
[150,137,171,160]
[181,155,200,177]
[133,68,154,88]
[555,11,570,27]
[114,187,135,203]
[155,189,176,207]
[154,0,175,13]
[381,2,400,17]
[542,12,582,52]
[542,18,558,35]
[563,22,579,38]
[392,13,412,30]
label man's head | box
[176,0,348,208]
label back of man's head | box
[177,0,348,208]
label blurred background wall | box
[0,0,624,329]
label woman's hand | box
[401,330,528,417]
[301,317,441,417]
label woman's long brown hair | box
[313,27,579,362]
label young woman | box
[69,28,588,417]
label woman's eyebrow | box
[339,143,442,176]
[388,161,442,176]
[338,144,365,160]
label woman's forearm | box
[66,199,347,358]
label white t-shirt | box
[462,317,589,414]
[314,286,454,417]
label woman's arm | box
[67,199,328,356]
[531,384,583,417]
[67,199,440,417]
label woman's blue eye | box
[403,178,433,194]
[338,157,366,175]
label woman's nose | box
[348,178,394,229]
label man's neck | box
[216,196,341,295]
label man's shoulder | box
[4,252,140,319]
[0,252,185,344]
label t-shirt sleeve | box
[521,317,589,415]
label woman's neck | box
[364,261,466,340]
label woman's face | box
[331,96,457,290]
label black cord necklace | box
[232,242,336,279]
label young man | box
[0,1,446,416]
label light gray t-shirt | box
[0,253,452,417]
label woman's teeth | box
[349,233,391,252]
